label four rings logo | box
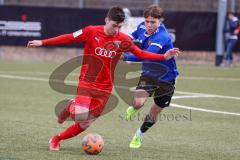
[95,47,117,58]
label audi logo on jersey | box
[94,47,117,58]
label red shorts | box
[71,84,111,119]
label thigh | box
[136,75,157,96]
[134,89,149,101]
[134,76,156,106]
[89,92,111,118]
[69,96,91,122]
[154,80,176,108]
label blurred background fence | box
[0,0,240,65]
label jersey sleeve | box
[41,26,92,45]
[123,52,143,62]
[127,43,165,60]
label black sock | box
[140,114,156,133]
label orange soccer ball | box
[82,133,104,155]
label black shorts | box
[136,76,175,108]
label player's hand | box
[27,40,43,48]
[164,48,180,60]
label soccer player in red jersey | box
[27,6,180,151]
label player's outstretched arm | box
[129,44,180,60]
[27,34,75,48]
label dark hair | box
[107,6,125,23]
[227,11,235,16]
[143,5,163,19]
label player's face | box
[144,16,160,35]
[228,13,234,20]
[105,18,123,36]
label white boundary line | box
[172,95,217,99]
[0,73,240,116]
[178,76,240,82]
[0,74,76,84]
[171,103,240,116]
[0,71,240,81]
[0,71,79,76]
[175,91,240,100]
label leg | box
[126,76,154,120]
[50,85,111,151]
[57,99,73,124]
[57,95,92,124]
[140,80,175,134]
[226,39,237,65]
[229,39,237,65]
[133,75,155,109]
[140,104,163,133]
[49,96,92,151]
[133,89,149,109]
[130,80,175,148]
[49,106,100,151]
[126,89,149,120]
[49,122,85,151]
[129,104,164,149]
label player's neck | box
[103,26,115,36]
[146,30,157,36]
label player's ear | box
[105,17,109,24]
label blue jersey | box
[124,22,179,82]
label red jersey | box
[42,25,166,92]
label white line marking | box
[171,103,240,116]
[178,76,240,81]
[0,73,239,100]
[0,74,77,84]
[0,71,79,76]
[0,71,51,76]
[0,71,240,81]
[175,91,240,100]
[172,95,217,99]
[0,73,240,116]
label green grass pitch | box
[0,60,240,160]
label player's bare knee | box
[132,99,144,109]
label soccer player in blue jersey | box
[123,5,179,148]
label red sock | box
[57,123,85,140]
